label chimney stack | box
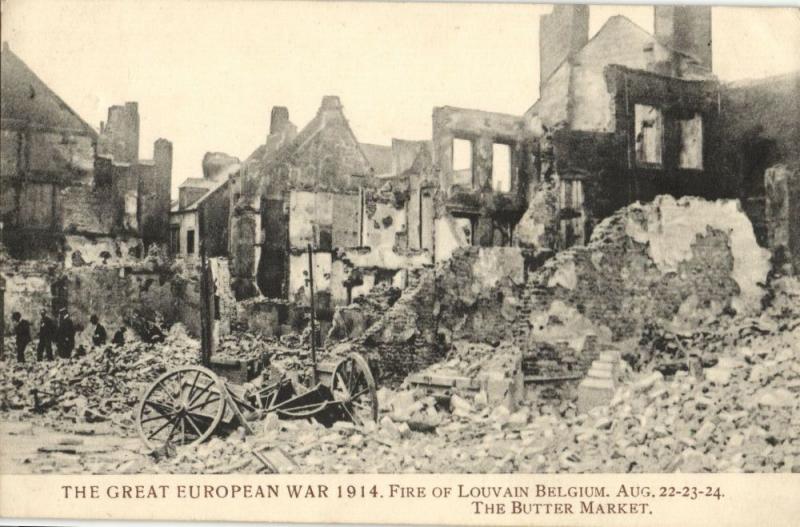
[98,102,140,163]
[320,95,342,111]
[539,5,589,90]
[270,106,290,136]
[654,6,712,71]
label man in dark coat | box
[37,309,55,361]
[11,312,32,363]
[112,327,126,347]
[56,309,76,359]
[90,314,107,347]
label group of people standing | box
[8,309,124,363]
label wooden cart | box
[135,352,378,451]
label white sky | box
[2,1,798,196]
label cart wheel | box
[136,366,226,451]
[331,353,378,425]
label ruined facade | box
[523,7,723,248]
[1,44,173,261]
[218,5,790,343]
[228,97,430,338]
[0,43,173,330]
[170,154,240,261]
[431,107,534,259]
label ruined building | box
[1,43,174,330]
[426,5,795,267]
[523,6,721,246]
[170,152,240,261]
[228,97,430,337]
[219,5,798,342]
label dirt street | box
[0,417,142,474]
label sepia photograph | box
[0,0,798,485]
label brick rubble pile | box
[0,324,199,427]
[144,274,799,474]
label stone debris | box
[1,196,797,475]
[406,341,524,411]
[216,333,271,361]
[142,276,799,474]
[0,324,199,427]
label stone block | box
[598,350,621,362]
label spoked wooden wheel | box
[136,366,226,451]
[331,353,378,425]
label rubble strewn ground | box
[1,325,198,427]
[1,196,797,474]
[2,275,796,474]
[149,276,798,474]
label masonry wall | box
[200,183,231,258]
[602,65,725,203]
[98,102,139,164]
[349,268,438,383]
[141,139,173,248]
[567,17,674,133]
[0,125,99,258]
[654,6,712,71]
[432,106,528,196]
[718,73,800,245]
[0,250,226,340]
[342,196,771,386]
[343,248,524,383]
[431,106,535,256]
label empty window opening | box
[186,229,195,254]
[679,114,703,169]
[492,143,512,192]
[169,225,180,254]
[452,138,473,187]
[453,216,475,245]
[634,104,663,166]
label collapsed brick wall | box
[327,281,402,343]
[346,268,438,383]
[342,248,526,383]
[434,247,525,346]
[344,195,771,387]
[513,195,771,353]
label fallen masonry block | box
[598,350,621,363]
[405,344,524,411]
[576,349,624,414]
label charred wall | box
[199,182,231,258]
[604,65,725,203]
[718,73,800,245]
[432,106,536,249]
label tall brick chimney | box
[539,5,589,90]
[144,138,173,246]
[154,138,173,194]
[320,95,342,111]
[98,102,140,163]
[654,6,712,71]
[270,106,290,136]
